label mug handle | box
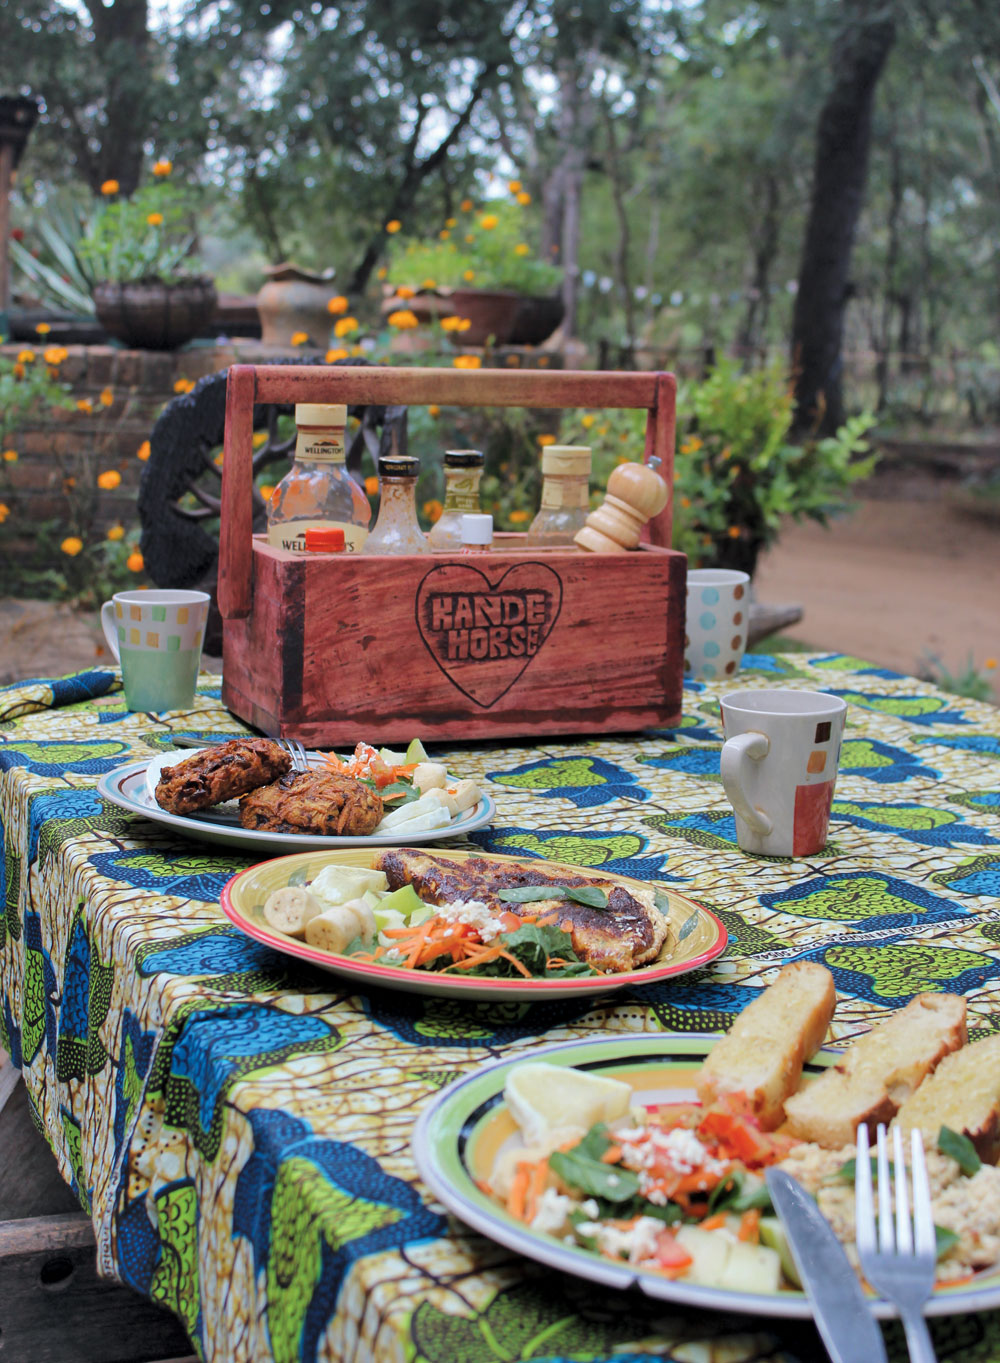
[720,731,773,836]
[100,601,121,663]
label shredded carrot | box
[700,1212,727,1231]
[601,1145,623,1164]
[738,1209,760,1243]
[538,913,560,926]
[508,1162,531,1221]
[525,1159,549,1222]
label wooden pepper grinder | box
[574,461,670,553]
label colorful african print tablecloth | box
[2,655,999,1363]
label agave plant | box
[10,198,98,316]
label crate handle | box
[218,364,676,620]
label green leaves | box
[938,1125,981,1176]
[461,922,595,978]
[549,1126,641,1203]
[497,883,609,909]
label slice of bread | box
[696,962,836,1130]
[894,1032,1000,1164]
[784,993,967,1148]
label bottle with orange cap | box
[266,403,371,553]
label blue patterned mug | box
[684,569,750,680]
[101,589,210,712]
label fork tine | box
[855,1124,877,1254]
[910,1129,936,1257]
[893,1125,913,1254]
[876,1125,894,1252]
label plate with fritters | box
[97,752,496,852]
[219,848,727,999]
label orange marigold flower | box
[385,219,402,233]
[126,550,144,572]
[173,378,195,394]
[538,434,556,447]
[439,315,465,333]
[36,322,52,335]
[43,346,68,365]
[985,658,997,670]
[327,295,349,315]
[680,496,692,509]
[445,217,457,228]
[333,316,358,338]
[514,243,531,257]
[364,475,379,496]
[2,448,16,463]
[16,349,35,363]
[428,404,440,417]
[350,344,365,356]
[290,331,309,346]
[252,431,268,449]
[422,498,443,523]
[99,387,114,407]
[12,363,24,379]
[77,398,94,414]
[107,524,125,541]
[509,508,530,524]
[146,212,164,227]
[258,484,275,501]
[63,476,76,490]
[460,198,474,212]
[453,355,481,369]
[517,191,531,206]
[479,214,499,230]
[97,469,122,490]
[508,179,522,193]
[152,159,173,177]
[387,309,419,329]
[395,285,416,300]
[464,234,475,244]
[61,536,84,556]
[727,525,741,538]
[463,270,476,282]
[580,414,595,429]
[213,452,224,467]
[100,179,120,196]
[420,278,437,290]
[438,229,450,240]
[376,266,388,280]
[0,503,9,523]
[325,348,349,363]
[136,440,151,461]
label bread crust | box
[895,1033,1000,1164]
[696,962,836,1130]
[784,993,968,1148]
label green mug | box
[100,589,210,712]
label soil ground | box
[1,479,997,702]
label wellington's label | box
[295,430,345,462]
[267,519,367,553]
[415,562,562,707]
[541,480,589,510]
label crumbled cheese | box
[617,1123,727,1179]
[433,898,504,943]
[529,1187,574,1235]
[595,1215,664,1264]
[581,1198,601,1219]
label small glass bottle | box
[267,404,371,554]
[459,513,493,553]
[427,449,485,550]
[525,445,592,547]
[363,455,428,554]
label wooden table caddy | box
[218,364,686,743]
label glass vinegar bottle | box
[427,449,485,550]
[525,445,592,547]
[363,454,428,554]
[267,403,371,553]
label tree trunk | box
[82,0,152,196]
[791,1,896,434]
[737,172,781,361]
[540,56,597,342]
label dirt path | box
[754,491,1000,702]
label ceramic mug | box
[101,589,210,712]
[720,689,848,857]
[685,569,750,680]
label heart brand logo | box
[414,562,563,708]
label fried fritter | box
[373,848,670,973]
[239,770,384,836]
[155,737,291,815]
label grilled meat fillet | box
[239,770,384,836]
[373,849,670,973]
[155,737,291,815]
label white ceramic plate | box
[98,751,496,852]
[413,1033,1000,1319]
[219,848,727,1000]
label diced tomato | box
[655,1232,693,1271]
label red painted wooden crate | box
[218,364,686,743]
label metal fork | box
[856,1124,938,1363]
[279,738,309,772]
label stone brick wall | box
[0,339,311,565]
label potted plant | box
[77,162,216,350]
[383,192,563,347]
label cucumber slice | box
[378,746,408,766]
[405,737,430,763]
[376,883,427,920]
[758,1217,802,1288]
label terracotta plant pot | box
[447,288,523,347]
[256,263,334,348]
[92,278,217,351]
